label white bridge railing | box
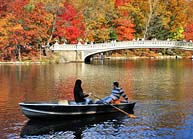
[50,40,193,51]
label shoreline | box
[0,55,192,65]
[105,55,181,60]
[0,61,47,65]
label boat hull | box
[19,101,135,119]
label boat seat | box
[58,100,69,105]
[68,98,94,105]
[69,101,87,105]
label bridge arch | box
[83,48,129,63]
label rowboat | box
[19,100,136,119]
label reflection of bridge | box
[50,40,193,62]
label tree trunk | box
[144,0,153,40]
[18,46,21,62]
[47,0,61,45]
[48,12,57,44]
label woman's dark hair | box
[75,79,82,87]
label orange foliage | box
[116,18,135,41]
[184,23,193,41]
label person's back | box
[74,87,84,102]
[74,79,84,102]
[73,79,89,103]
[96,81,128,104]
[110,82,128,102]
[111,86,121,100]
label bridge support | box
[55,51,84,62]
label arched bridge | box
[50,40,193,63]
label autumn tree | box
[161,0,187,40]
[120,0,188,40]
[0,0,30,60]
[54,2,85,44]
[184,24,193,41]
[115,0,135,41]
[0,0,51,61]
[79,0,118,42]
[122,0,149,39]
[0,0,13,57]
[30,0,67,44]
[184,0,193,41]
[149,0,187,40]
[186,0,193,24]
[144,0,170,40]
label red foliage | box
[184,23,193,41]
[8,1,50,44]
[0,0,11,16]
[115,0,131,7]
[8,0,29,16]
[114,0,135,41]
[60,2,77,21]
[55,2,85,44]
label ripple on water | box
[21,131,75,139]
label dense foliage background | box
[1,0,193,61]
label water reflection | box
[0,59,193,138]
[21,114,125,139]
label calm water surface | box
[0,59,193,139]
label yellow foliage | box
[12,24,23,30]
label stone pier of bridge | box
[56,51,83,62]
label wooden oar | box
[91,94,136,118]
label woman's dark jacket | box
[74,86,86,102]
[73,80,88,102]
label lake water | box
[0,59,193,139]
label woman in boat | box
[73,79,90,103]
[96,81,128,104]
